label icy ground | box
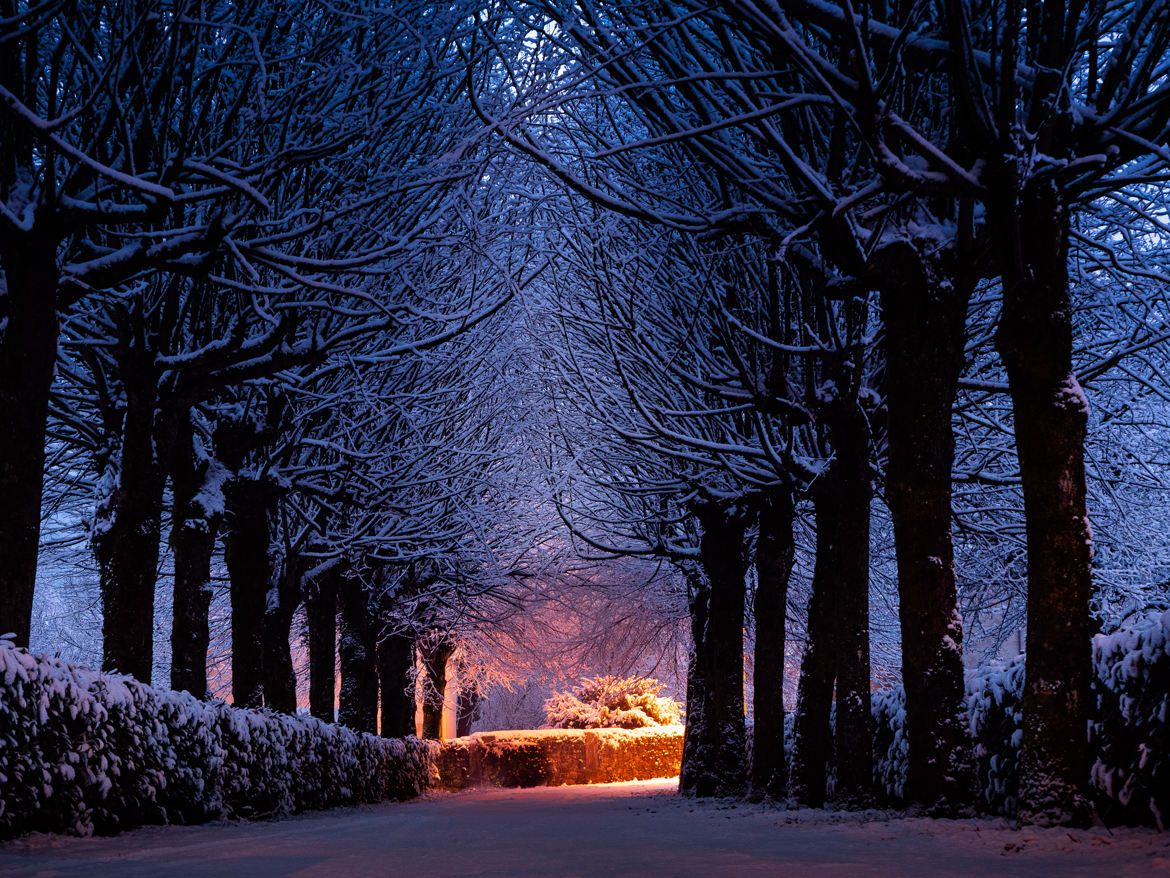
[2,779,1168,877]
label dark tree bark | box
[306,572,338,723]
[791,486,838,808]
[169,409,221,697]
[679,568,711,795]
[831,407,874,806]
[377,630,416,737]
[793,407,873,807]
[0,248,57,646]
[0,242,57,649]
[750,488,795,801]
[261,551,300,715]
[419,632,456,740]
[338,571,378,733]
[93,356,167,684]
[994,178,1093,827]
[877,239,976,812]
[0,22,57,648]
[686,503,748,798]
[456,679,481,738]
[224,478,271,709]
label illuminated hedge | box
[437,726,684,790]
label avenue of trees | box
[2,0,1170,830]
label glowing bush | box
[543,675,681,729]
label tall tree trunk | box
[831,406,874,805]
[224,479,270,708]
[0,30,56,647]
[169,409,222,696]
[879,241,975,812]
[419,632,455,740]
[793,411,873,807]
[306,572,337,723]
[995,180,1093,827]
[378,630,416,737]
[679,568,711,795]
[94,369,166,684]
[687,503,748,798]
[751,488,795,801]
[338,571,378,733]
[456,679,481,738]
[261,551,299,714]
[792,487,838,807]
[0,245,57,648]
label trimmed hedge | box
[965,655,1025,817]
[437,726,685,790]
[871,686,907,804]
[0,640,437,839]
[1091,610,1170,828]
[871,610,1170,827]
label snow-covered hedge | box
[0,641,437,839]
[965,655,1025,816]
[871,610,1170,826]
[1091,610,1170,828]
[870,666,1023,813]
[437,726,685,790]
[871,687,907,804]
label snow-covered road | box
[2,779,1168,877]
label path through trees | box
[1,782,1167,877]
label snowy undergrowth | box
[965,653,1026,817]
[0,640,437,839]
[871,687,907,803]
[1091,610,1170,828]
[871,610,1170,827]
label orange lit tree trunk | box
[419,632,455,740]
[456,678,481,738]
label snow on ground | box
[1,779,1168,877]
